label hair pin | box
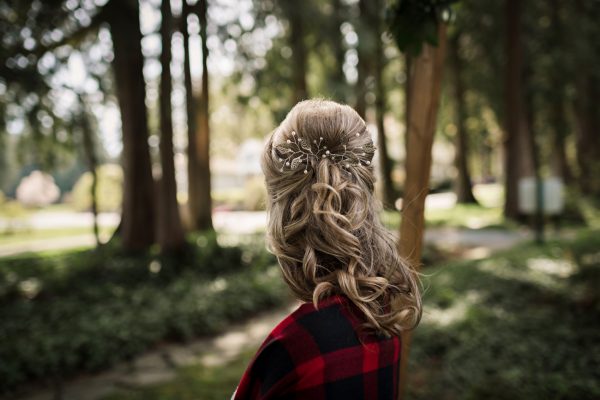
[275,130,374,175]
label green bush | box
[407,230,600,400]
[0,236,288,394]
[70,164,123,212]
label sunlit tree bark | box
[397,24,448,399]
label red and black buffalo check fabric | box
[232,294,401,399]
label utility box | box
[518,177,564,215]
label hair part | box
[261,99,422,337]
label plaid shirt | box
[233,294,401,399]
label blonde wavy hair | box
[261,99,422,337]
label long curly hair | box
[261,99,422,337]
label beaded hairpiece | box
[275,130,375,174]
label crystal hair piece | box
[275,130,375,174]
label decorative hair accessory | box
[275,130,375,174]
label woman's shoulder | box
[233,294,401,398]
[268,294,381,358]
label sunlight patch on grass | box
[0,226,114,246]
[527,257,576,278]
[473,183,504,208]
[477,255,566,292]
[425,204,506,229]
[422,290,482,327]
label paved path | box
[0,192,462,257]
[0,225,530,259]
[6,303,299,400]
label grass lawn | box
[381,202,509,231]
[408,229,600,399]
[102,229,600,400]
[0,226,115,246]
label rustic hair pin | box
[275,130,374,174]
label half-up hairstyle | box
[261,99,422,337]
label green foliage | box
[386,0,458,56]
[408,230,600,399]
[104,230,600,400]
[70,164,123,212]
[0,236,288,394]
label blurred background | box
[0,0,599,399]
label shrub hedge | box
[408,229,600,399]
[0,232,288,394]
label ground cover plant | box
[102,229,600,400]
[0,232,289,395]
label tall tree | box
[182,0,200,231]
[503,0,524,219]
[547,0,572,183]
[572,0,600,197]
[354,0,372,119]
[158,0,185,251]
[371,0,397,208]
[188,0,214,231]
[106,0,155,250]
[77,94,101,247]
[449,33,478,204]
[387,1,454,398]
[354,0,397,208]
[326,0,349,102]
[282,0,308,103]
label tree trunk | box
[283,0,308,103]
[330,0,347,102]
[574,76,600,197]
[189,0,213,231]
[450,34,478,204]
[523,62,544,242]
[397,24,448,400]
[372,0,396,209]
[182,0,200,231]
[572,0,600,198]
[158,0,185,251]
[503,0,524,219]
[548,0,572,184]
[354,0,371,119]
[106,0,155,251]
[404,53,412,144]
[78,94,100,246]
[550,93,572,183]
